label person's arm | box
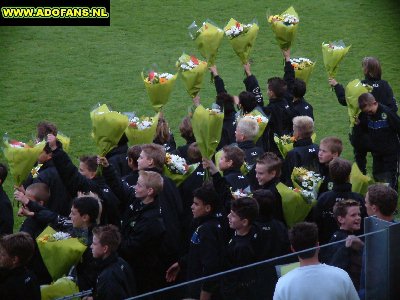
[328,79,347,106]
[282,49,295,95]
[243,63,264,106]
[209,65,227,94]
[386,108,400,135]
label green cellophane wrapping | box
[56,133,70,153]
[321,42,351,78]
[295,62,316,84]
[345,79,372,127]
[163,163,200,186]
[125,113,159,146]
[224,18,259,64]
[37,226,87,281]
[350,163,374,196]
[269,6,299,50]
[142,72,178,112]
[90,104,129,156]
[192,105,224,159]
[3,140,45,186]
[41,276,79,300]
[274,133,316,158]
[178,54,208,98]
[194,22,224,66]
[276,182,316,228]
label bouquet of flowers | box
[163,153,199,186]
[350,163,374,196]
[345,79,373,127]
[2,135,45,186]
[90,104,129,156]
[124,112,159,146]
[56,132,71,153]
[276,182,314,228]
[37,226,87,280]
[290,57,316,84]
[188,20,224,66]
[239,112,268,142]
[291,167,323,204]
[176,53,208,98]
[268,6,299,50]
[191,105,224,160]
[142,69,178,112]
[41,276,79,300]
[274,134,296,158]
[231,188,252,200]
[322,40,351,78]
[224,18,259,64]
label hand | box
[282,48,290,61]
[202,158,218,175]
[193,95,201,107]
[209,65,218,77]
[328,78,338,87]
[354,117,360,125]
[14,190,30,206]
[18,206,34,217]
[14,185,25,193]
[47,134,58,151]
[165,262,180,282]
[243,63,251,76]
[345,235,364,251]
[97,156,109,168]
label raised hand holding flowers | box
[268,6,299,50]
[290,57,316,84]
[322,40,351,78]
[176,53,208,98]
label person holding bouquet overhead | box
[329,57,397,174]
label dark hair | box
[154,114,171,145]
[26,183,50,204]
[256,152,282,178]
[37,121,58,141]
[193,183,219,212]
[72,196,100,225]
[222,145,245,170]
[292,79,306,98]
[238,91,257,114]
[267,77,286,99]
[127,145,141,167]
[231,197,259,224]
[362,57,382,80]
[367,184,398,217]
[0,232,35,266]
[252,189,276,220]
[358,93,376,110]
[187,142,202,163]
[329,158,351,184]
[289,222,318,259]
[179,117,195,142]
[0,163,8,184]
[333,199,360,221]
[92,224,121,253]
[216,93,236,115]
[80,156,98,173]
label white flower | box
[52,231,71,241]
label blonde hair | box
[141,144,166,171]
[320,136,343,155]
[237,117,259,141]
[138,170,164,195]
[293,116,314,139]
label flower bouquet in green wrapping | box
[176,53,208,98]
[350,163,374,196]
[290,57,316,84]
[2,136,45,186]
[191,105,224,160]
[274,133,316,158]
[291,167,323,204]
[268,6,299,50]
[163,152,199,186]
[37,226,87,280]
[188,20,224,66]
[322,40,351,78]
[238,112,268,142]
[41,276,79,300]
[124,112,159,146]
[224,18,259,64]
[276,182,314,228]
[90,104,129,157]
[56,132,71,153]
[345,79,373,127]
[142,69,178,112]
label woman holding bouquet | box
[328,57,397,174]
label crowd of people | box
[0,49,398,300]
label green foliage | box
[0,0,399,230]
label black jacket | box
[121,170,139,187]
[223,169,249,192]
[313,183,366,244]
[243,74,265,106]
[291,97,314,119]
[0,266,41,300]
[0,186,13,235]
[237,140,264,168]
[257,178,286,225]
[106,144,130,178]
[172,136,196,163]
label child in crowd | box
[0,163,13,235]
[356,93,400,191]
[0,232,40,300]
[365,184,398,222]
[323,200,363,290]
[106,133,131,178]
[291,79,314,120]
[166,184,225,300]
[281,116,319,185]
[314,158,366,245]
[36,121,57,142]
[90,225,136,299]
[153,113,176,153]
[172,116,196,162]
[217,145,248,192]
[121,145,141,187]
[318,136,343,194]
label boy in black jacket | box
[166,185,225,300]
[0,232,40,300]
[291,79,314,120]
[91,224,136,300]
[356,93,400,191]
[0,163,13,235]
[121,145,141,187]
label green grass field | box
[1,0,399,230]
